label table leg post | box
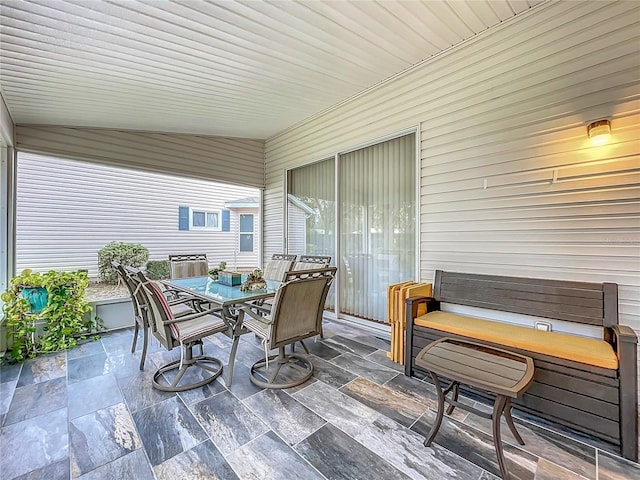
[504,398,525,445]
[424,372,445,447]
[492,395,510,480]
[225,334,240,387]
[446,381,459,415]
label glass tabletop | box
[164,275,279,306]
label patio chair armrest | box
[239,305,274,326]
[166,295,196,306]
[163,306,224,325]
[246,302,272,316]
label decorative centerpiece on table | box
[240,269,267,292]
[208,261,227,281]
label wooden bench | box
[405,270,638,462]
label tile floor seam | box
[109,355,157,480]
[183,388,248,472]
[235,397,330,477]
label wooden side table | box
[415,337,535,480]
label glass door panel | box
[286,158,336,308]
[339,134,415,321]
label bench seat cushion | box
[414,311,618,370]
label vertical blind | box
[339,134,415,321]
[287,158,336,308]
[287,158,336,258]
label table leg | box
[504,398,525,445]
[225,333,240,387]
[446,381,459,415]
[424,372,445,447]
[222,306,244,388]
[492,395,510,480]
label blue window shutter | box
[178,206,190,231]
[222,209,230,232]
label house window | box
[191,209,220,230]
[179,207,230,231]
[239,214,254,252]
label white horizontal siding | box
[264,1,640,331]
[15,125,265,188]
[16,152,260,276]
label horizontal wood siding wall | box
[15,125,265,188]
[16,153,260,276]
[264,1,640,331]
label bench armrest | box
[405,296,440,319]
[610,324,638,344]
[404,296,440,377]
[609,324,639,461]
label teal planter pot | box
[21,287,49,313]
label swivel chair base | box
[249,347,313,389]
[152,342,223,392]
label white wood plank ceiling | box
[0,0,542,139]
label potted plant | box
[1,269,97,362]
[208,261,227,281]
[240,269,267,292]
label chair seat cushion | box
[243,314,271,340]
[414,311,618,370]
[175,314,227,344]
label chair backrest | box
[168,253,209,279]
[112,262,146,322]
[293,255,332,271]
[127,267,176,350]
[262,254,297,281]
[267,267,336,349]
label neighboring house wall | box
[286,203,307,256]
[16,152,260,276]
[264,2,640,331]
[15,126,265,188]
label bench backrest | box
[433,270,618,327]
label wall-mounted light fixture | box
[587,119,611,146]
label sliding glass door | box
[286,132,415,322]
[339,134,415,321]
[286,158,336,308]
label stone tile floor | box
[1,319,638,479]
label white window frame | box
[189,208,221,231]
[239,213,254,252]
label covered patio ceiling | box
[0,0,543,139]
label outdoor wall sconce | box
[587,119,611,146]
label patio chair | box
[239,267,336,389]
[168,253,209,279]
[292,255,332,339]
[133,268,228,392]
[115,263,198,370]
[262,253,297,281]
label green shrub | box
[97,242,149,284]
[146,260,170,280]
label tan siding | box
[264,1,640,331]
[16,152,260,276]
[15,125,265,188]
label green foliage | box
[146,260,170,280]
[208,261,228,279]
[1,269,97,362]
[97,242,149,284]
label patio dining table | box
[163,275,280,386]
